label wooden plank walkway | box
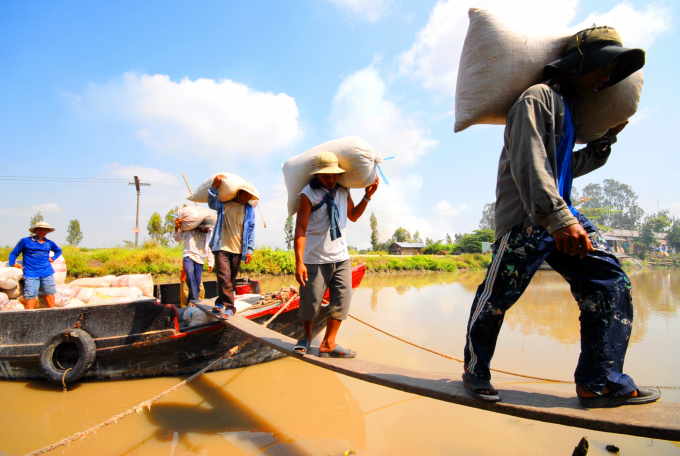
[219,313,680,441]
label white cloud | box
[328,0,391,21]
[574,2,672,49]
[0,203,62,218]
[330,66,438,167]
[399,0,670,97]
[433,200,468,218]
[106,163,180,186]
[83,73,300,158]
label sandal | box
[578,387,661,408]
[293,339,311,355]
[219,309,234,320]
[212,305,225,314]
[318,344,356,358]
[462,373,502,402]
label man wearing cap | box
[462,26,660,407]
[207,174,257,319]
[174,216,215,305]
[9,222,62,310]
[293,152,378,358]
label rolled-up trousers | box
[464,213,636,397]
[213,250,241,312]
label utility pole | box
[128,176,151,247]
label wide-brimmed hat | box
[29,221,55,234]
[310,152,346,175]
[545,26,645,90]
[238,182,260,201]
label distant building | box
[389,242,426,255]
[602,229,673,254]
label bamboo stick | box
[181,172,198,206]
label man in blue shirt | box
[9,221,62,310]
[207,174,257,319]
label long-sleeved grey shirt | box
[493,81,615,241]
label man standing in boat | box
[207,175,257,319]
[8,221,62,310]
[293,152,378,357]
[462,27,660,407]
[174,216,215,305]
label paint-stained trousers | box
[464,213,637,396]
[213,250,241,312]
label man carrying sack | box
[207,174,256,319]
[174,217,214,306]
[462,26,661,408]
[9,221,62,310]
[293,152,378,357]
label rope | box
[61,368,73,393]
[264,288,298,328]
[347,314,679,389]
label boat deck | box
[222,314,680,441]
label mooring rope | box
[347,314,678,390]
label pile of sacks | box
[66,274,153,306]
[282,136,384,216]
[454,8,644,144]
[0,265,25,311]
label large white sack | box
[0,292,8,307]
[66,298,86,307]
[454,8,643,144]
[89,294,134,306]
[1,300,24,311]
[283,136,383,216]
[176,206,215,231]
[70,286,95,303]
[0,267,23,290]
[5,284,21,299]
[187,173,260,203]
[67,275,116,288]
[38,285,74,307]
[94,286,144,299]
[51,254,67,285]
[111,274,154,297]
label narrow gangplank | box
[215,312,680,441]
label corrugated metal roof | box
[391,242,426,248]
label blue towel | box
[310,186,342,241]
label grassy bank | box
[1,244,492,280]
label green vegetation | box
[66,219,83,246]
[1,244,493,279]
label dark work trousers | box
[183,256,204,303]
[464,213,636,397]
[213,250,241,312]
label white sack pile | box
[68,275,116,288]
[70,286,95,303]
[187,173,260,204]
[51,255,67,285]
[455,8,643,144]
[111,274,154,297]
[0,300,24,311]
[283,136,383,216]
[0,267,23,290]
[0,292,7,307]
[40,285,76,307]
[89,295,134,306]
[176,206,215,231]
[93,286,144,300]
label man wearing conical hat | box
[462,26,660,407]
[9,221,63,310]
[292,152,378,358]
[207,175,258,319]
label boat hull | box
[0,263,366,382]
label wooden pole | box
[181,172,198,206]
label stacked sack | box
[282,136,384,216]
[454,8,643,144]
[0,265,23,290]
[0,291,24,311]
[187,173,260,204]
[66,273,154,305]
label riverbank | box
[0,245,492,281]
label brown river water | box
[1,269,679,455]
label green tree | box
[147,212,168,246]
[284,216,294,250]
[455,229,495,253]
[636,210,671,258]
[65,219,83,246]
[667,220,680,251]
[413,230,422,243]
[163,207,179,245]
[369,212,380,251]
[29,211,44,228]
[479,202,495,230]
[581,179,644,229]
[445,233,452,244]
[390,227,412,243]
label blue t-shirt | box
[9,237,62,278]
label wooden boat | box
[0,263,366,383]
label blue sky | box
[0,0,677,249]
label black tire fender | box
[39,329,96,383]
